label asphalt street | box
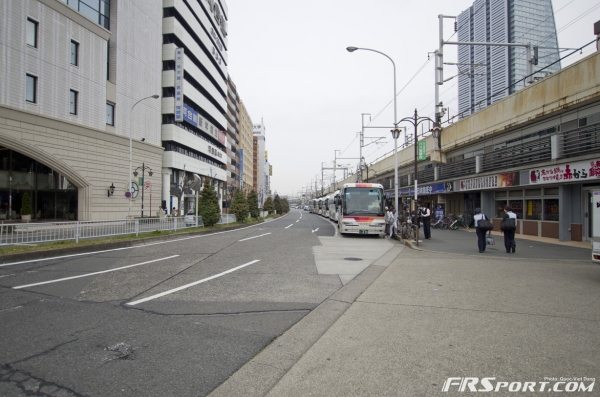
[0,210,356,397]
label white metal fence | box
[0,214,236,246]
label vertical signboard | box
[174,48,184,122]
[417,140,427,161]
[592,191,600,263]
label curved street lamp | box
[399,109,439,246]
[128,94,160,216]
[133,163,153,218]
[346,46,399,213]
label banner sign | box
[529,159,600,184]
[174,48,184,122]
[386,182,453,198]
[457,173,518,191]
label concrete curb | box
[208,245,404,397]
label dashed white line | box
[238,233,271,242]
[311,228,319,233]
[126,259,261,306]
[12,255,179,290]
[285,224,294,229]
[0,215,288,268]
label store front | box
[0,147,78,221]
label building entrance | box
[0,147,78,221]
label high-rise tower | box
[457,0,561,117]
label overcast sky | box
[226,0,600,197]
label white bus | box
[336,183,386,235]
[328,190,340,222]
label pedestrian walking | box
[420,203,432,239]
[383,206,390,237]
[388,208,398,238]
[473,208,492,253]
[501,205,518,253]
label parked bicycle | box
[399,220,418,241]
[449,214,469,230]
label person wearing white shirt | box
[473,208,489,253]
[502,205,518,253]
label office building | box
[0,0,163,221]
[457,0,561,117]
[161,0,229,214]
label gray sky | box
[226,0,600,197]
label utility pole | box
[359,113,371,181]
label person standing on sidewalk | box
[473,208,489,253]
[420,203,431,239]
[384,206,390,237]
[501,205,518,253]
[389,208,398,238]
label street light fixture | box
[128,94,160,215]
[346,46,398,211]
[133,163,153,217]
[399,109,439,245]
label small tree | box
[273,194,282,214]
[247,190,260,218]
[281,198,290,214]
[20,192,32,216]
[230,190,249,223]
[199,182,220,226]
[263,196,274,214]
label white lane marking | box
[238,233,271,242]
[0,274,15,278]
[0,215,289,268]
[126,259,261,306]
[295,220,300,223]
[12,255,179,290]
[311,228,319,233]
[285,224,294,229]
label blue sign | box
[386,182,452,197]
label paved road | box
[0,210,397,397]
[211,226,599,397]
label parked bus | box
[328,190,340,222]
[336,183,385,235]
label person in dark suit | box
[420,203,431,239]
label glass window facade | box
[61,0,110,30]
[70,40,79,66]
[69,89,78,115]
[26,18,38,47]
[26,74,37,103]
[495,189,559,221]
[106,102,114,125]
[0,147,78,220]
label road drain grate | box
[344,257,363,261]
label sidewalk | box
[210,230,598,396]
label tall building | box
[226,77,240,194]
[238,100,254,193]
[457,0,561,117]
[161,0,229,214]
[0,0,163,221]
[252,120,266,206]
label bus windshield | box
[343,187,384,216]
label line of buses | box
[308,182,386,235]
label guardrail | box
[0,215,211,246]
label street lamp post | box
[128,94,159,216]
[346,46,398,211]
[133,163,153,218]
[399,109,438,245]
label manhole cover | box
[344,257,363,261]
